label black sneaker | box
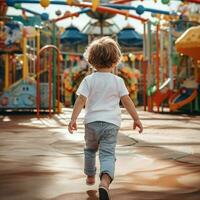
[99,186,110,200]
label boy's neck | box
[96,68,113,73]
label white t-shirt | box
[76,72,129,127]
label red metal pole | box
[156,24,160,91]
[57,55,61,113]
[185,0,200,3]
[49,48,53,118]
[111,0,135,4]
[156,24,160,112]
[143,60,147,111]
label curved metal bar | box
[36,45,62,118]
[53,3,147,22]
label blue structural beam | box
[78,8,91,14]
[106,4,171,15]
[7,0,69,6]
[13,3,49,20]
[7,0,172,15]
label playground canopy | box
[175,25,200,60]
[60,25,88,44]
[117,26,143,47]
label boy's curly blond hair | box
[84,37,121,69]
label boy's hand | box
[133,119,143,133]
[68,119,77,134]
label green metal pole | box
[160,30,164,84]
[52,22,57,113]
[168,22,173,90]
[195,94,199,112]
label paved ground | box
[0,108,200,200]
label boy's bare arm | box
[68,95,87,133]
[121,95,139,120]
[71,95,87,121]
[121,95,143,133]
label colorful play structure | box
[144,21,199,113]
[0,0,200,115]
[169,25,200,112]
[0,19,62,117]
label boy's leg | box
[100,173,112,189]
[99,124,119,188]
[84,123,98,184]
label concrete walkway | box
[0,108,200,200]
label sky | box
[7,0,181,33]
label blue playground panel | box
[0,80,52,109]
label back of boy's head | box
[84,36,121,69]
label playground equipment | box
[6,0,179,24]
[3,0,148,109]
[175,26,200,61]
[169,25,200,112]
[142,20,175,112]
[36,45,62,118]
[1,0,200,114]
[150,78,172,111]
[0,19,62,116]
[141,0,200,112]
[169,87,198,112]
[0,24,37,109]
[117,26,143,48]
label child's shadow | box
[86,190,98,200]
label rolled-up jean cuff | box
[84,169,96,176]
[100,171,114,183]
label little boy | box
[68,37,143,200]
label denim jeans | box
[84,121,119,180]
